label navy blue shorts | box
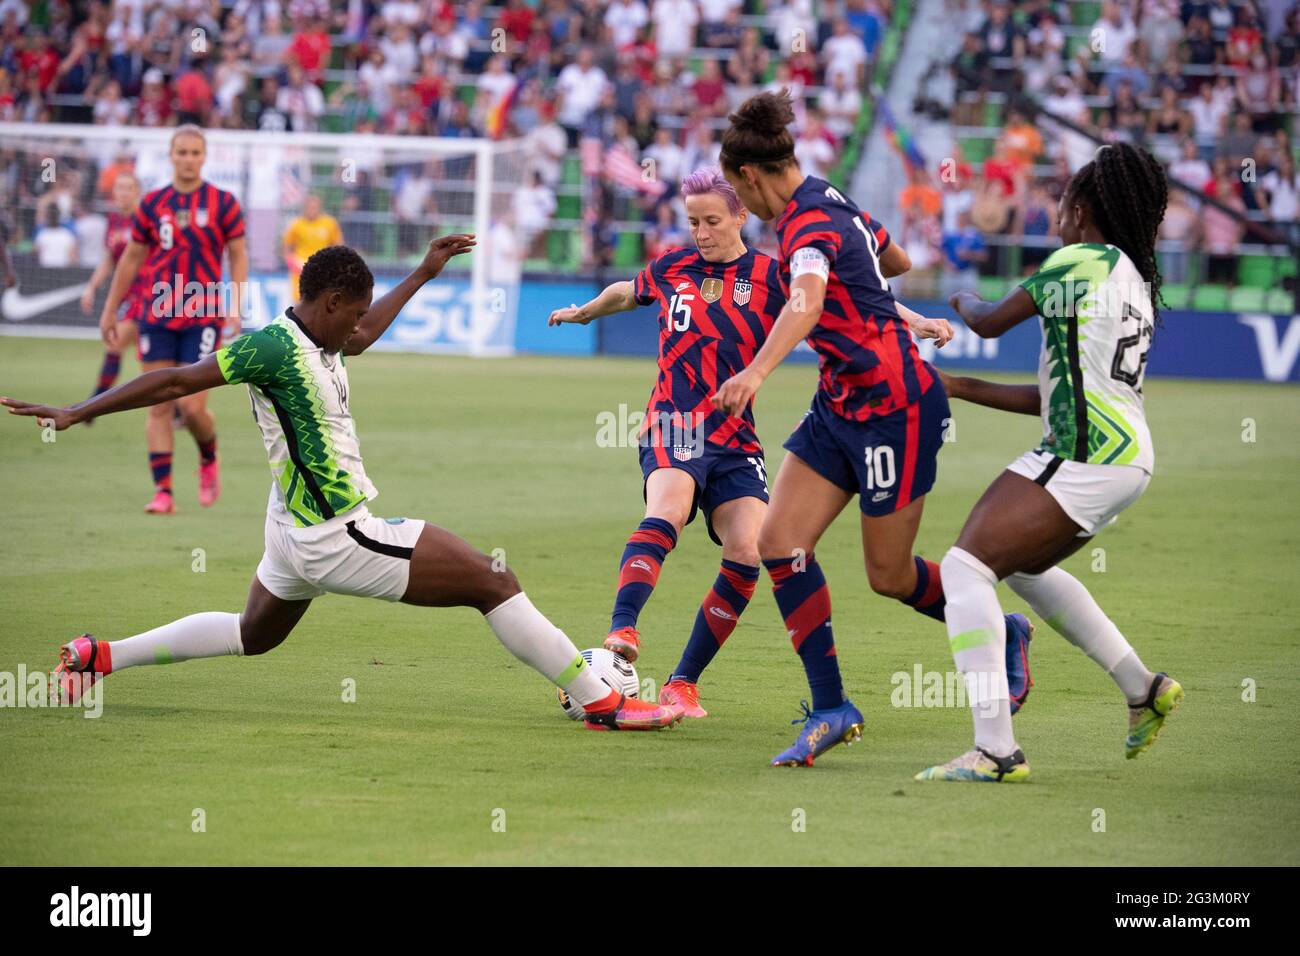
[639,441,769,545]
[137,323,222,365]
[783,379,951,517]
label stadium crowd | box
[0,0,896,271]
[901,0,1297,297]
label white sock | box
[1005,568,1153,701]
[941,547,1016,757]
[484,592,610,706]
[109,612,244,671]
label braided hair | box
[1065,142,1169,321]
[720,89,798,175]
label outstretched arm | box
[99,241,148,349]
[949,285,1037,339]
[344,233,476,355]
[895,300,954,347]
[935,367,1040,415]
[3,356,228,430]
[548,280,638,326]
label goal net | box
[0,123,527,356]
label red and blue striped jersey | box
[633,246,784,453]
[776,175,934,421]
[106,211,150,303]
[131,181,245,329]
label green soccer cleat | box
[914,747,1031,783]
[1126,672,1184,759]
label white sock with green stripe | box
[1005,568,1153,701]
[941,548,1017,757]
[108,612,244,670]
[485,592,609,706]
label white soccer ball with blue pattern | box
[557,648,639,719]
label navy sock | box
[95,351,122,395]
[670,559,760,683]
[764,554,843,710]
[902,555,946,622]
[196,435,217,465]
[149,451,173,493]
[609,517,677,632]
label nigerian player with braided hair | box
[919,141,1182,782]
[3,238,683,733]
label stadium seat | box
[1239,256,1275,289]
[1266,289,1295,314]
[614,231,643,269]
[978,276,1006,300]
[1192,286,1230,311]
[1161,284,1190,309]
[1229,287,1266,312]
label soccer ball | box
[557,648,639,720]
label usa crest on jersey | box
[672,445,695,462]
[733,279,752,306]
[195,208,209,228]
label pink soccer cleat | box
[603,626,641,662]
[53,634,111,705]
[583,694,683,731]
[659,679,708,718]
[198,458,220,507]
[144,489,176,514]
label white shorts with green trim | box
[1006,449,1150,536]
[256,508,426,602]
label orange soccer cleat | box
[53,634,112,705]
[603,626,640,662]
[198,458,221,507]
[583,694,683,731]
[144,489,176,514]
[659,679,708,718]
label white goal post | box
[0,122,527,356]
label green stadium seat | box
[959,137,991,163]
[1072,2,1102,27]
[614,231,642,269]
[545,229,568,265]
[1277,257,1297,279]
[1192,285,1230,310]
[978,276,1007,300]
[1229,287,1266,311]
[1238,255,1274,288]
[1161,284,1190,308]
[1266,289,1295,314]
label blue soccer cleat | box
[1005,613,1034,715]
[770,699,865,767]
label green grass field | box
[1,337,1298,865]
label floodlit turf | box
[1,336,1297,865]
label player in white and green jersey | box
[912,143,1183,782]
[4,239,682,732]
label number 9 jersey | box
[131,181,245,332]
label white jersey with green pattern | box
[215,310,377,527]
[1019,243,1155,473]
